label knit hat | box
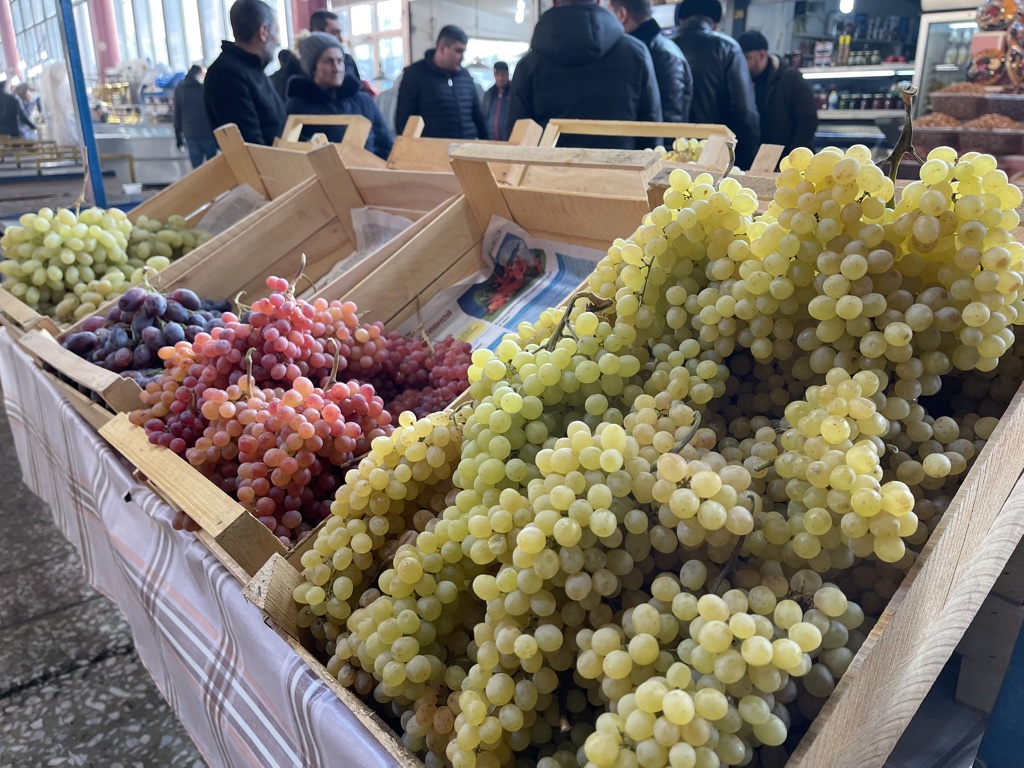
[300,32,343,77]
[676,0,723,24]
[738,31,769,53]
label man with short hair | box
[672,0,759,168]
[204,0,285,145]
[509,0,662,150]
[395,25,487,139]
[738,30,817,160]
[0,79,37,138]
[610,0,692,125]
[309,9,362,82]
[482,61,512,141]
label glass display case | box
[912,10,979,117]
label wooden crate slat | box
[385,244,485,331]
[18,329,142,413]
[540,119,737,143]
[100,413,287,577]
[346,167,461,210]
[501,187,651,247]
[247,144,317,199]
[216,124,269,198]
[0,286,61,335]
[129,152,239,223]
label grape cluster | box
[0,207,209,321]
[660,138,709,165]
[60,287,230,386]
[377,334,472,417]
[291,139,1024,768]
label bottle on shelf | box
[828,89,840,109]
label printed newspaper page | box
[194,184,268,236]
[395,216,605,350]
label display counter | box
[94,124,190,186]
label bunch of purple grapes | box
[61,287,231,386]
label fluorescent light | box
[895,69,915,76]
[802,68,898,79]
[839,0,855,12]
[949,22,977,29]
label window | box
[336,0,407,82]
[9,0,59,75]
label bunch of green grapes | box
[0,207,212,321]
[664,137,708,164]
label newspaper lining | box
[195,184,268,236]
[395,216,606,350]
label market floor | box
[0,393,205,768]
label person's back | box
[176,67,217,167]
[0,84,34,138]
[610,0,691,125]
[204,0,286,146]
[395,26,487,139]
[509,0,662,150]
[672,0,759,167]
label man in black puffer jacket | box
[509,0,662,150]
[175,66,217,168]
[395,26,487,139]
[672,0,760,168]
[204,0,285,146]
[611,0,692,126]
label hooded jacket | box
[753,54,818,159]
[395,50,487,139]
[630,18,692,125]
[204,41,286,146]
[174,67,214,146]
[509,4,662,150]
[285,73,394,159]
[672,19,760,168]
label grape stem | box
[288,253,307,300]
[234,290,252,315]
[414,293,435,356]
[710,535,747,595]
[545,291,613,352]
[327,338,341,386]
[879,85,924,208]
[244,348,255,400]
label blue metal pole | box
[977,620,1024,767]
[56,0,107,208]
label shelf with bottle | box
[817,109,906,120]
[793,33,907,45]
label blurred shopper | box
[0,79,37,138]
[509,0,662,149]
[311,9,376,92]
[286,32,394,159]
[611,0,692,125]
[15,84,38,139]
[204,0,285,146]
[270,49,305,101]
[738,31,818,159]
[395,26,487,139]
[672,0,759,168]
[174,66,218,168]
[376,72,403,134]
[482,61,512,141]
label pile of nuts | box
[915,112,961,127]
[963,112,1023,129]
[938,81,989,93]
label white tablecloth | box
[0,329,397,768]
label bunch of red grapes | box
[130,275,471,543]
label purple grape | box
[117,287,147,312]
[164,323,185,345]
[143,293,167,317]
[141,326,164,351]
[107,308,123,324]
[112,347,133,370]
[62,331,99,355]
[171,289,202,311]
[133,345,154,368]
[109,326,130,350]
[131,312,154,338]
[81,316,107,333]
[185,325,203,342]
[162,300,189,324]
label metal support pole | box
[57,0,107,208]
[977,621,1024,767]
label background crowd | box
[170,0,820,170]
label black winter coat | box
[672,19,760,168]
[0,91,35,137]
[509,4,662,150]
[286,75,394,160]
[753,55,818,159]
[631,19,692,126]
[174,76,214,145]
[204,41,286,146]
[270,55,305,102]
[395,52,487,139]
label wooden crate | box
[315,143,664,330]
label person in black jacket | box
[482,62,512,141]
[270,49,305,101]
[0,79,36,138]
[611,0,692,127]
[175,66,218,168]
[395,26,487,139]
[509,0,662,150]
[738,31,818,161]
[204,0,285,146]
[286,33,394,159]
[672,0,760,168]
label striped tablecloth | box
[0,329,398,768]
